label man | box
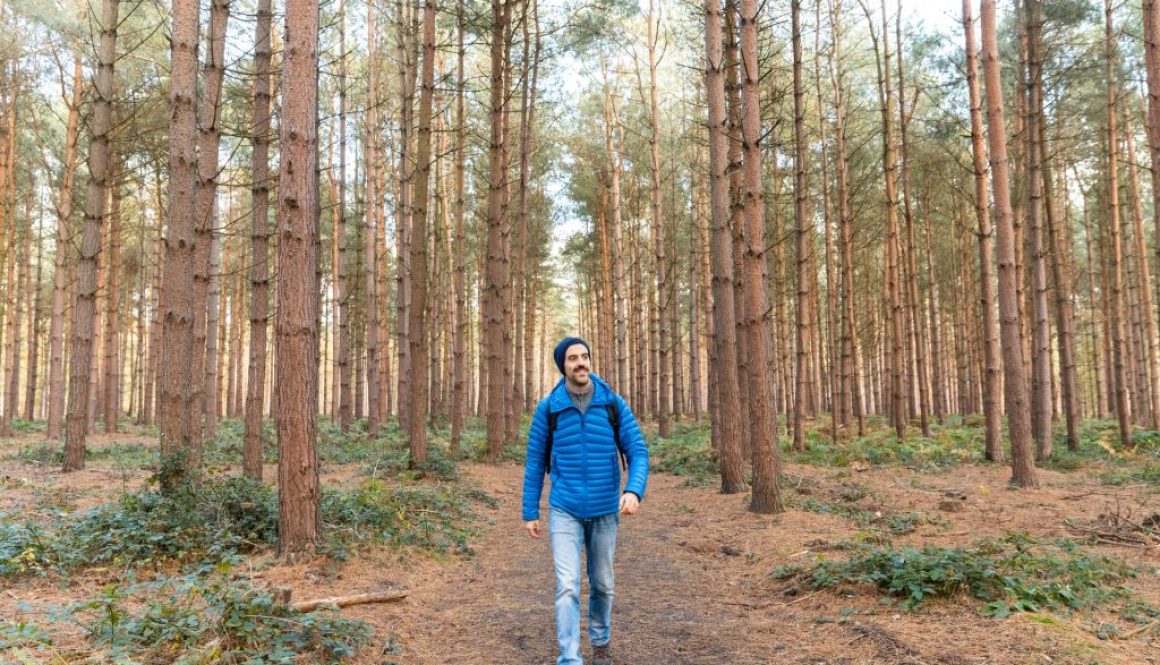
[522,337,649,665]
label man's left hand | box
[619,493,640,515]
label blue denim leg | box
[586,512,618,648]
[589,510,617,645]
[550,507,584,665]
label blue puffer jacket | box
[521,375,649,521]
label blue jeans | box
[549,506,618,665]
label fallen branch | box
[1063,485,1148,500]
[292,590,408,613]
[1116,620,1159,640]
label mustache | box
[572,366,588,372]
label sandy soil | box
[1,432,1157,665]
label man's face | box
[564,343,591,387]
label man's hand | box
[525,520,541,538]
[619,493,640,515]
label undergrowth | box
[0,475,485,578]
[649,420,718,485]
[794,533,1137,618]
[2,563,370,663]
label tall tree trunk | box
[1104,0,1133,448]
[25,210,44,422]
[143,170,164,425]
[740,0,782,513]
[408,0,436,468]
[640,0,670,436]
[449,0,467,450]
[980,0,1038,487]
[396,0,416,435]
[103,156,122,432]
[706,0,747,494]
[483,0,509,461]
[1145,0,1160,370]
[1122,108,1160,430]
[792,0,810,452]
[724,0,750,432]
[831,0,863,436]
[1080,190,1105,418]
[48,57,83,440]
[924,209,945,424]
[244,0,273,481]
[64,0,119,471]
[3,201,23,435]
[365,0,382,438]
[1024,0,1052,459]
[865,0,905,441]
[277,0,322,557]
[190,0,231,447]
[522,0,541,414]
[604,79,628,392]
[0,81,19,437]
[1042,153,1080,448]
[336,0,352,432]
[896,13,930,438]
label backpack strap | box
[544,410,559,474]
[605,402,627,471]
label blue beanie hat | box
[553,337,591,375]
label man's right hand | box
[525,520,541,538]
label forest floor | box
[1,419,1158,665]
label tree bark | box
[1104,0,1133,448]
[448,0,467,450]
[483,0,509,461]
[244,0,273,481]
[1041,154,1080,448]
[864,0,906,441]
[896,13,930,438]
[1024,0,1052,459]
[47,57,83,440]
[190,0,231,447]
[980,0,1038,486]
[365,0,382,438]
[277,0,322,557]
[792,0,810,452]
[739,0,782,513]
[831,0,863,437]
[64,0,119,471]
[2,197,23,435]
[706,0,747,494]
[1145,0,1160,379]
[103,156,122,432]
[642,0,670,437]
[1122,107,1160,430]
[408,0,436,468]
[603,79,628,394]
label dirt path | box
[362,461,1156,665]
[377,462,786,665]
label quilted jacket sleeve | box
[521,400,551,521]
[616,395,650,501]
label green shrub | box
[203,418,278,466]
[1100,465,1160,486]
[322,479,478,557]
[788,426,984,470]
[804,533,1134,617]
[73,569,370,663]
[649,421,717,485]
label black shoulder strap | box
[544,410,559,474]
[605,402,627,471]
